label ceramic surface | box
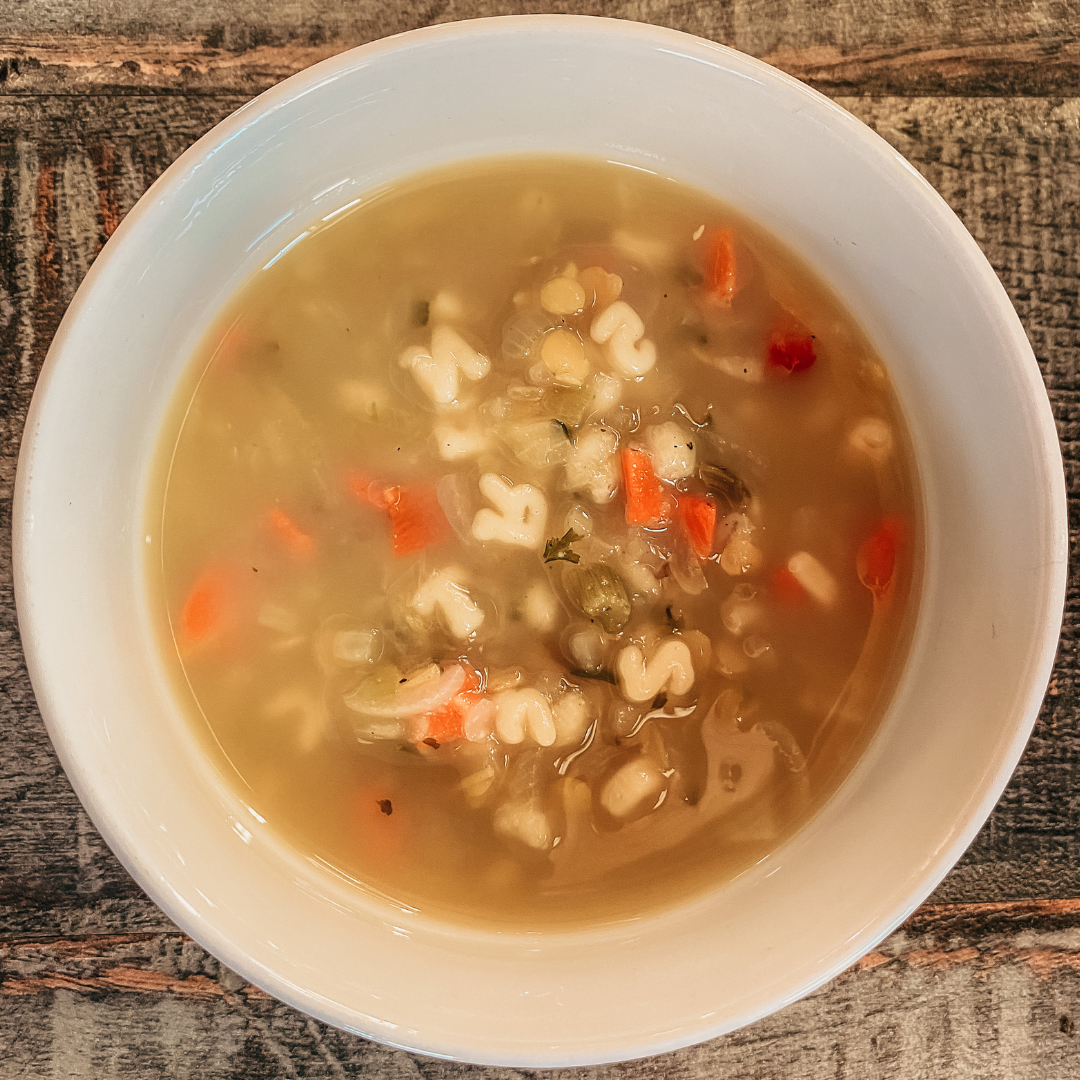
[12,15,1067,1067]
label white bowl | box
[12,15,1066,1067]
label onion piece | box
[345,664,467,719]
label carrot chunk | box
[857,517,902,599]
[421,669,484,744]
[179,571,227,644]
[679,494,717,558]
[383,484,446,557]
[267,507,316,559]
[771,566,808,606]
[348,474,447,557]
[704,227,739,306]
[621,448,672,527]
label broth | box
[148,157,920,927]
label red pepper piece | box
[679,494,718,558]
[857,517,902,599]
[621,448,672,527]
[768,331,816,372]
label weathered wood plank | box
[1,1,1079,97]
[1,899,1079,1076]
[0,92,1076,937]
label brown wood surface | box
[0,2,1078,1075]
[1,1,1079,96]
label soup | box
[148,157,920,927]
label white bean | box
[590,301,657,377]
[616,638,695,703]
[471,474,548,550]
[494,688,557,746]
[787,551,838,607]
[601,758,665,818]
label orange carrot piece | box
[347,473,446,557]
[267,506,316,559]
[179,571,227,644]
[382,484,446,557]
[679,494,717,558]
[422,669,484,744]
[704,228,739,306]
[771,566,808,606]
[621,448,671,527]
[857,517,902,599]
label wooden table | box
[1,3,1078,1076]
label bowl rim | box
[12,13,1068,1066]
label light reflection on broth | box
[148,157,920,927]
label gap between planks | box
[0,34,1079,97]
[1,897,1080,1001]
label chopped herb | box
[554,419,572,440]
[544,528,584,564]
[412,299,430,327]
[377,799,393,816]
[699,463,751,511]
[422,737,440,749]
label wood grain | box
[1,1,1079,97]
[0,6,1079,1072]
[1,899,1079,1076]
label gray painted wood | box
[0,2,1078,96]
[0,3,1078,1074]
[2,901,1080,1076]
